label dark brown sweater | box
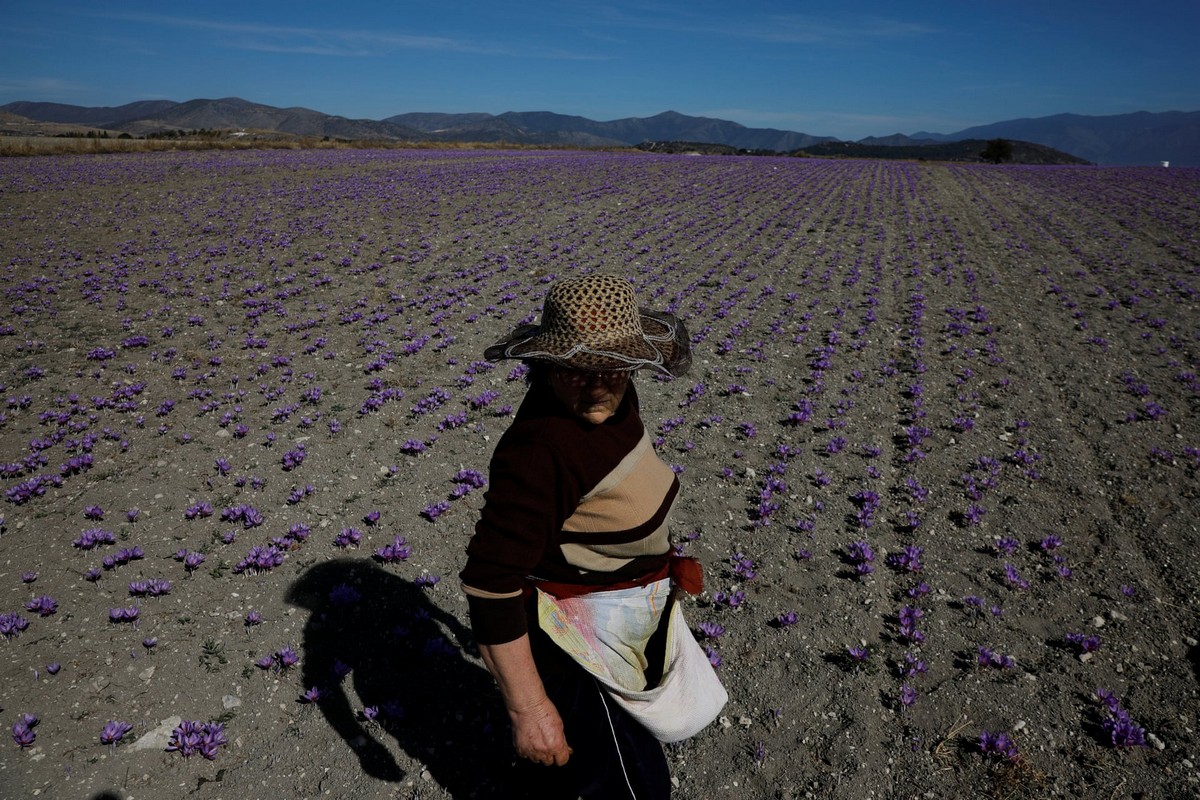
[459,380,678,645]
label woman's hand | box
[478,634,572,766]
[508,694,572,765]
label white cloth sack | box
[536,579,727,743]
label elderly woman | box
[460,275,721,799]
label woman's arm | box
[478,634,572,766]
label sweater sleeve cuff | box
[466,592,529,645]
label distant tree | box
[981,138,1013,164]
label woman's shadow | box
[286,558,514,798]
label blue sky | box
[2,1,1197,140]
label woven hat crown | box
[539,275,642,348]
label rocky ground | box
[0,149,1197,799]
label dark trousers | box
[505,624,671,800]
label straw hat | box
[483,274,691,376]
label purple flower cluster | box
[184,500,213,519]
[166,719,228,760]
[4,475,62,505]
[411,387,452,416]
[897,605,925,645]
[1,611,31,639]
[1065,632,1102,654]
[851,489,880,528]
[233,544,286,574]
[375,535,412,563]
[333,527,362,548]
[711,588,747,609]
[978,730,1019,763]
[255,645,300,672]
[102,546,145,570]
[977,646,1016,670]
[1095,688,1148,748]
[886,545,923,573]
[24,595,58,617]
[281,444,306,470]
[286,484,316,504]
[12,713,38,747]
[421,500,451,521]
[220,503,264,528]
[730,552,757,581]
[844,540,875,576]
[1001,562,1029,590]
[108,606,140,623]
[73,528,116,549]
[100,719,134,746]
[399,438,428,455]
[128,578,171,597]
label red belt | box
[531,555,703,600]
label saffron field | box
[1,149,1198,799]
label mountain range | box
[2,97,1197,166]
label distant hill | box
[2,97,1197,165]
[793,139,1090,165]
[910,111,1200,167]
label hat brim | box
[484,309,691,377]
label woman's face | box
[548,367,630,425]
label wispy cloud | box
[0,76,85,98]
[583,6,937,46]
[82,11,491,58]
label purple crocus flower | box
[334,527,362,548]
[1066,632,1102,654]
[166,720,227,760]
[276,646,299,670]
[25,595,58,617]
[109,606,140,623]
[100,720,134,745]
[12,718,37,748]
[704,645,722,668]
[979,730,1019,763]
[421,501,451,521]
[374,535,412,563]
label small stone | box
[139,666,155,681]
[132,716,183,751]
[223,695,242,710]
[1147,732,1166,751]
[1091,615,1106,628]
[1184,636,1198,647]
